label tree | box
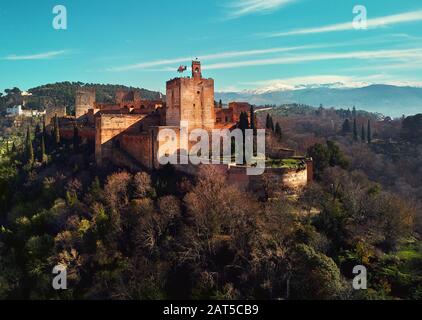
[35,123,41,137]
[326,140,349,169]
[239,112,250,164]
[290,244,348,300]
[54,114,61,146]
[250,106,256,133]
[353,119,358,142]
[361,123,366,143]
[275,122,282,140]
[308,141,349,179]
[266,114,271,130]
[73,125,80,152]
[218,99,223,109]
[133,172,155,199]
[352,106,357,118]
[342,119,351,135]
[401,114,422,144]
[25,127,34,165]
[265,113,275,132]
[307,143,330,179]
[367,120,372,144]
[40,134,47,163]
[42,117,46,135]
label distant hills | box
[216,84,422,118]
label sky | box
[1,0,422,93]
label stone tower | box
[166,61,215,130]
[75,88,96,119]
[115,90,141,106]
[192,60,202,80]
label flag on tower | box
[177,65,187,73]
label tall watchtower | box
[165,61,215,130]
[75,88,96,119]
[192,60,202,80]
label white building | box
[6,105,45,118]
[6,105,23,116]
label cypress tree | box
[54,114,61,146]
[40,134,47,163]
[352,106,357,118]
[342,119,351,134]
[353,119,358,141]
[275,122,282,140]
[269,116,275,132]
[361,123,366,143]
[367,119,372,144]
[73,124,80,152]
[238,112,248,164]
[266,114,271,129]
[250,106,256,132]
[42,117,46,134]
[35,123,41,137]
[25,127,34,165]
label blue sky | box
[1,0,422,93]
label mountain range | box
[215,84,422,118]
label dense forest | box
[0,104,421,300]
[0,83,163,115]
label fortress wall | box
[95,114,147,166]
[229,102,250,123]
[120,134,153,169]
[226,166,310,196]
[61,127,95,142]
[168,162,310,195]
[46,106,67,125]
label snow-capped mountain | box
[216,84,422,117]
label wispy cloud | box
[260,9,422,37]
[107,32,422,73]
[202,48,422,70]
[107,45,316,72]
[3,50,68,61]
[342,58,422,72]
[224,0,296,19]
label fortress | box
[55,61,312,195]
